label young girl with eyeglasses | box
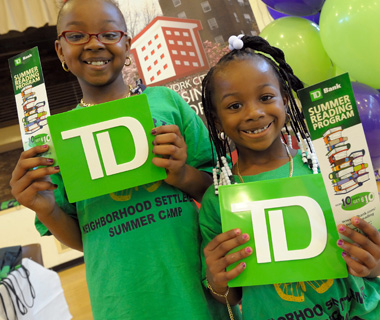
[199,35,380,319]
[10,0,241,319]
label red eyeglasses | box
[58,30,127,45]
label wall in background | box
[0,205,83,268]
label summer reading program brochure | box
[298,73,380,232]
[8,47,56,161]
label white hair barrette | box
[228,34,244,51]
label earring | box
[125,56,132,67]
[217,131,226,141]
[62,61,69,72]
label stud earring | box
[125,56,132,67]
[217,131,226,141]
[62,60,69,72]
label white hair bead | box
[233,38,244,50]
[228,35,244,50]
[228,35,238,44]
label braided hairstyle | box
[202,35,317,189]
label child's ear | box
[213,113,223,132]
[282,92,289,108]
[55,39,64,63]
[125,36,132,54]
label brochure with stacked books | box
[8,47,56,162]
[298,73,380,232]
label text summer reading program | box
[308,95,355,130]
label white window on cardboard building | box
[237,0,244,6]
[233,12,239,23]
[244,13,252,23]
[214,35,224,44]
[172,0,181,7]
[208,17,218,30]
[178,11,187,19]
[201,1,211,13]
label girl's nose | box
[244,103,265,120]
[84,35,105,49]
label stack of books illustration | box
[324,126,369,194]
[21,85,47,134]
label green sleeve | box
[171,90,215,173]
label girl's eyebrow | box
[221,83,277,101]
[220,92,238,101]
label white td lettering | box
[231,196,327,263]
[61,117,148,179]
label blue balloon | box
[352,82,380,170]
[263,0,325,16]
[267,5,320,24]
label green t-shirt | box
[36,87,241,320]
[200,152,380,319]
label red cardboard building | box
[131,16,209,86]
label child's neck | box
[234,141,296,177]
[80,77,130,105]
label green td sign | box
[309,88,323,101]
[47,94,166,203]
[14,58,22,66]
[219,174,348,287]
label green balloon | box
[260,17,334,87]
[320,0,380,89]
[333,64,356,81]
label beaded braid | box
[202,35,319,194]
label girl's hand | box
[337,216,380,278]
[151,125,187,186]
[204,229,252,298]
[10,145,60,219]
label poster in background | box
[129,2,260,126]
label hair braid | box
[202,67,227,166]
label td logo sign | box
[231,196,327,264]
[47,95,166,203]
[219,174,348,287]
[310,88,323,101]
[61,117,149,180]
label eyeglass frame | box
[57,30,128,45]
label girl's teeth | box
[89,61,107,65]
[246,123,270,134]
